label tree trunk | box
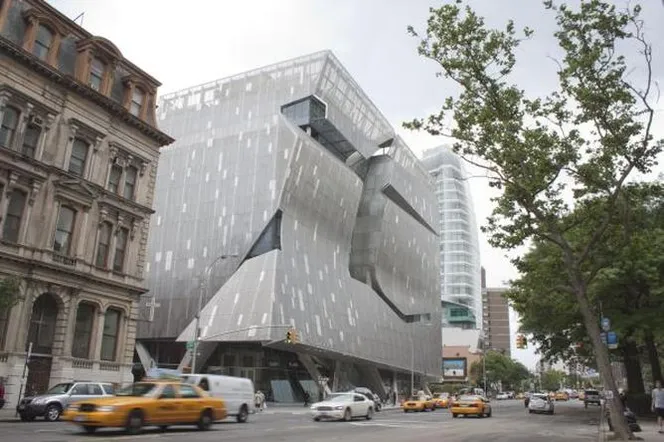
[574,286,633,440]
[644,331,663,383]
[621,339,644,394]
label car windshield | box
[532,394,548,400]
[116,383,158,397]
[586,390,599,395]
[323,393,352,402]
[46,383,73,395]
[459,395,480,401]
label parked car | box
[310,392,374,421]
[62,381,226,434]
[496,392,510,400]
[584,389,601,408]
[17,381,114,422]
[528,393,554,415]
[349,387,382,412]
[182,374,254,422]
[0,379,5,409]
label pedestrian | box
[255,391,262,412]
[392,390,396,406]
[303,391,310,407]
[651,380,664,434]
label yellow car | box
[450,395,492,418]
[432,393,450,409]
[402,395,435,412]
[62,381,227,434]
[555,391,569,401]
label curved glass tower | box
[421,146,482,330]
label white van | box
[182,374,255,423]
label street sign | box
[607,331,618,350]
[601,317,610,332]
[600,332,607,345]
[186,341,195,350]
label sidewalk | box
[0,408,18,422]
[598,414,660,441]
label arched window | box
[129,88,145,117]
[68,138,89,177]
[53,206,76,254]
[113,228,128,272]
[100,308,121,361]
[95,222,112,268]
[2,189,27,243]
[71,302,95,358]
[33,24,53,61]
[89,57,105,92]
[27,293,59,354]
[0,105,19,148]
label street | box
[0,399,601,442]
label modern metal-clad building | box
[138,51,442,400]
[421,146,482,330]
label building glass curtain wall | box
[138,51,442,401]
[421,147,482,330]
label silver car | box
[17,382,114,422]
[528,393,554,415]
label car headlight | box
[310,406,316,411]
[97,406,116,413]
[334,406,344,410]
[32,398,47,405]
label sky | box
[47,0,664,370]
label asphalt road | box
[0,399,602,442]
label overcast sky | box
[47,0,664,369]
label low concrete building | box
[0,0,172,407]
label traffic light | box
[286,329,298,344]
[516,334,528,349]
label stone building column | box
[92,310,106,361]
[62,295,80,357]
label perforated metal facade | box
[140,51,442,376]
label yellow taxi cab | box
[554,391,569,401]
[402,395,435,412]
[450,394,492,418]
[432,393,450,409]
[62,380,227,435]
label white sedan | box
[310,393,374,421]
[496,392,510,400]
[528,393,555,414]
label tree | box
[469,350,531,391]
[540,369,567,391]
[508,183,664,394]
[0,275,21,311]
[407,1,662,439]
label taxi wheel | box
[83,426,97,434]
[343,408,352,422]
[197,409,213,431]
[45,404,62,422]
[366,407,373,420]
[452,413,458,418]
[159,425,169,432]
[487,409,492,418]
[125,410,144,435]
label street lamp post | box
[481,331,488,394]
[191,253,238,373]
